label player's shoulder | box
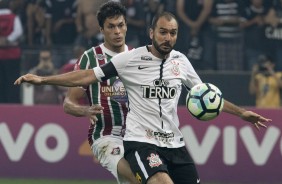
[133,45,149,53]
[170,50,187,59]
[84,47,95,55]
[115,45,148,58]
[125,45,148,55]
[83,45,108,59]
[169,50,190,64]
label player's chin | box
[112,41,124,48]
[162,44,172,50]
[160,47,172,54]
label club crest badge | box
[111,147,120,155]
[96,54,106,60]
[171,60,180,76]
[145,129,154,139]
[147,153,162,168]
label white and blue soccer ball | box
[186,83,224,121]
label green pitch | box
[0,178,116,184]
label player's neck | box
[103,42,125,53]
[149,45,169,59]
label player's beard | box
[152,36,173,56]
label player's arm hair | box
[63,87,88,117]
[222,99,246,118]
[42,69,97,87]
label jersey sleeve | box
[93,51,131,82]
[93,62,118,82]
[182,55,202,90]
[73,51,91,90]
[76,53,89,70]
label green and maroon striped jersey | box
[75,44,129,146]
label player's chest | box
[124,60,183,87]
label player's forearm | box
[63,98,88,117]
[223,99,246,118]
[42,69,96,87]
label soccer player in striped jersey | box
[62,2,137,184]
[15,12,271,184]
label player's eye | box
[109,25,115,29]
[170,32,176,36]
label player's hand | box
[14,74,43,85]
[84,105,104,125]
[240,111,271,130]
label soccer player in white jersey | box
[15,12,271,184]
[60,2,137,184]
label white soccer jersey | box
[94,46,202,148]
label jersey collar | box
[100,43,129,57]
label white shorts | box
[92,135,129,184]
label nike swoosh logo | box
[209,93,216,103]
[138,66,149,70]
[197,178,200,183]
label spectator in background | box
[0,0,23,103]
[59,45,85,74]
[28,48,60,104]
[241,0,269,70]
[58,45,86,103]
[9,0,26,24]
[264,0,282,71]
[249,54,282,108]
[209,0,246,71]
[43,0,77,69]
[143,0,162,45]
[26,0,46,46]
[9,0,26,26]
[44,0,77,46]
[75,0,105,49]
[158,0,176,15]
[176,0,214,70]
[121,0,146,48]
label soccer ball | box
[186,83,224,121]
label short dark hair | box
[97,1,127,28]
[150,12,178,30]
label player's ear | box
[149,28,153,40]
[100,27,103,33]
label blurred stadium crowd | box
[1,0,282,104]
